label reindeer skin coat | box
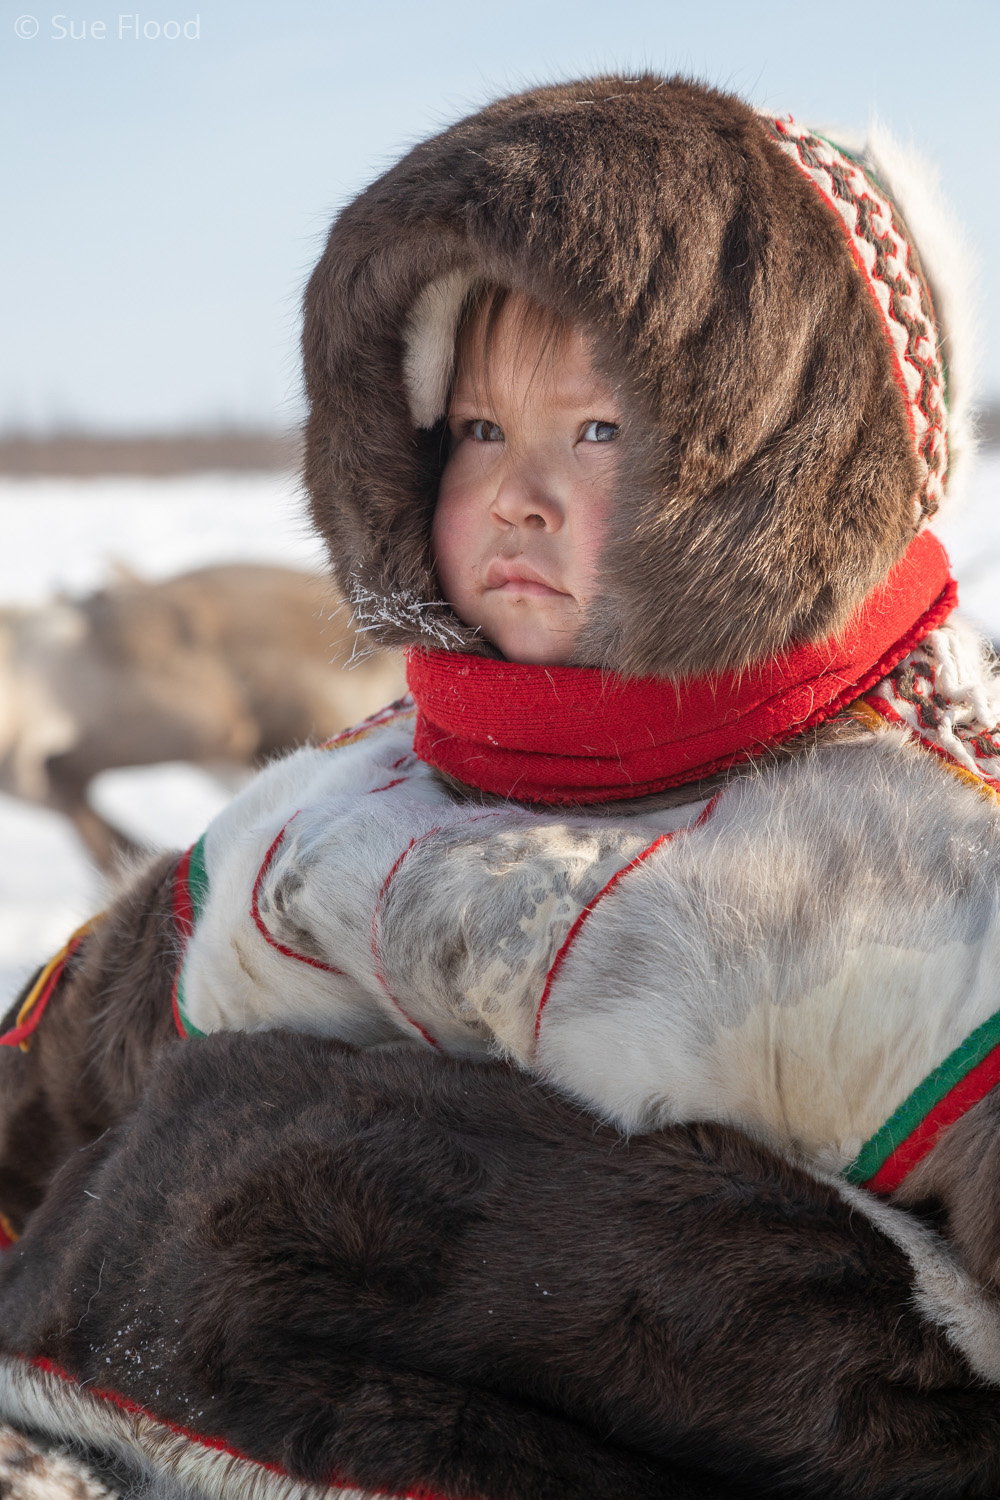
[179,620,1000,1206]
[2,73,999,1500]
[182,71,998,1216]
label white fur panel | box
[184,715,439,1043]
[0,1355,382,1500]
[236,768,687,1059]
[401,270,473,428]
[536,724,1000,1159]
[184,622,1000,1191]
[183,711,701,1055]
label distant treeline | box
[0,411,998,477]
[0,429,302,478]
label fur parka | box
[1,71,997,1500]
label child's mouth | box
[485,561,568,598]
[494,578,567,598]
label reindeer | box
[0,563,403,867]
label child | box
[3,75,999,1304]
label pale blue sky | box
[2,0,998,431]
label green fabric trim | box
[187,834,209,925]
[844,1005,1000,1183]
[175,834,209,1040]
[175,994,207,1040]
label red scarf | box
[407,530,956,804]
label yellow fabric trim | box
[936,755,1000,804]
[849,697,1000,805]
[320,705,416,753]
[14,916,100,1053]
[845,699,887,735]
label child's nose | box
[490,476,562,532]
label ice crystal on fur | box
[348,578,472,652]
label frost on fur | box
[347,577,473,654]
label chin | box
[494,633,576,667]
[475,603,581,667]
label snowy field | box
[0,470,326,1004]
[1,457,998,1005]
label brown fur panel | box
[0,854,180,1233]
[893,1086,1000,1291]
[303,74,919,677]
[4,1031,1000,1500]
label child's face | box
[432,298,620,666]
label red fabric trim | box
[250,817,345,976]
[771,118,919,450]
[864,1040,1000,1196]
[370,835,443,1050]
[0,1216,17,1251]
[0,968,65,1049]
[534,796,720,1040]
[0,933,88,1050]
[171,845,195,940]
[368,814,502,1051]
[29,1356,284,1469]
[861,692,1000,798]
[318,696,415,750]
[22,1355,462,1499]
[408,533,955,805]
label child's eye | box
[581,421,619,443]
[471,419,504,443]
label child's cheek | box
[431,484,479,612]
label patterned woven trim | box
[765,117,948,521]
[861,642,1000,799]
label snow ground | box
[1,458,998,1005]
[0,470,324,1003]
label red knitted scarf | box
[408,530,956,804]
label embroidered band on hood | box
[764,118,948,524]
[407,530,955,804]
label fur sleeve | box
[0,852,180,1233]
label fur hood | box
[303,74,971,678]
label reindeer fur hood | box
[303,73,971,678]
